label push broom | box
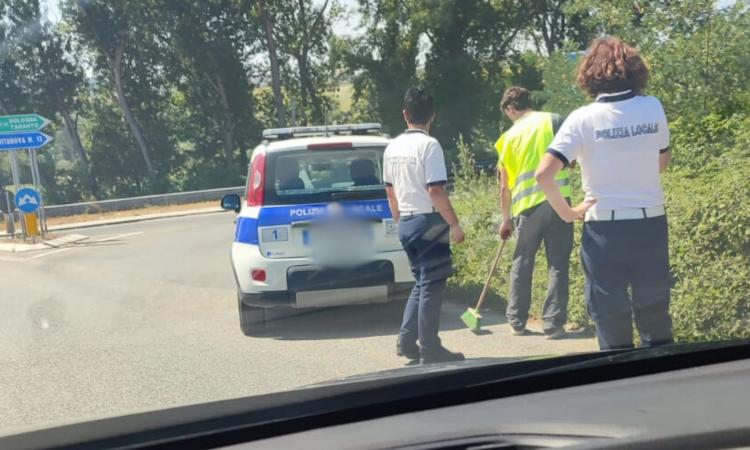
[460,238,508,332]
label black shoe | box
[545,327,567,340]
[512,326,530,336]
[420,346,465,365]
[396,340,420,361]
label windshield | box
[1,0,749,439]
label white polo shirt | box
[383,129,448,214]
[548,91,670,211]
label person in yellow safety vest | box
[495,86,573,339]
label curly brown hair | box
[577,36,649,97]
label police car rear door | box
[257,143,402,260]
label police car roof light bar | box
[262,123,381,140]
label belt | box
[400,207,437,216]
[585,205,665,222]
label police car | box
[221,123,413,335]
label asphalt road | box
[0,212,597,435]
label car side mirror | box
[221,193,241,213]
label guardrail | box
[44,186,244,218]
[39,158,498,218]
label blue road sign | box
[0,132,52,151]
[15,188,41,213]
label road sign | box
[0,132,52,151]
[0,114,50,133]
[15,187,41,213]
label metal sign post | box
[8,150,27,237]
[28,148,47,237]
[3,189,15,237]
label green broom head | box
[461,307,482,331]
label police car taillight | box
[247,154,266,206]
[251,269,266,282]
[307,142,352,150]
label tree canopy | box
[0,0,747,203]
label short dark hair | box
[501,86,532,111]
[578,36,649,97]
[402,86,434,125]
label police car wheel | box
[238,294,266,336]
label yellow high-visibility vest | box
[495,111,571,217]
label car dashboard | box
[226,358,750,450]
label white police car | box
[221,123,413,335]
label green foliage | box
[339,0,422,136]
[669,113,749,172]
[418,0,531,148]
[665,145,750,341]
[540,48,588,116]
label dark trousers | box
[581,215,673,350]
[507,201,574,332]
[397,213,452,354]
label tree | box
[272,0,339,125]
[567,0,750,117]
[418,0,532,147]
[162,0,260,187]
[527,0,593,55]
[70,0,157,179]
[341,0,422,135]
[0,0,98,196]
[255,0,287,127]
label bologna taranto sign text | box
[0,114,50,133]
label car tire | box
[238,294,266,336]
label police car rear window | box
[264,148,386,205]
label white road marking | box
[90,231,144,243]
[30,248,72,259]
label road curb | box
[45,206,226,231]
[0,233,89,253]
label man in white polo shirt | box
[535,37,673,350]
[383,86,465,365]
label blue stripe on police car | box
[234,199,392,245]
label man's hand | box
[450,223,465,244]
[500,219,513,240]
[565,198,598,222]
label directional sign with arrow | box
[0,132,53,151]
[0,114,50,133]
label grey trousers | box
[507,201,573,332]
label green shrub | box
[665,151,750,341]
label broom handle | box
[474,239,508,311]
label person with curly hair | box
[535,36,673,350]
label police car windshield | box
[265,148,386,205]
